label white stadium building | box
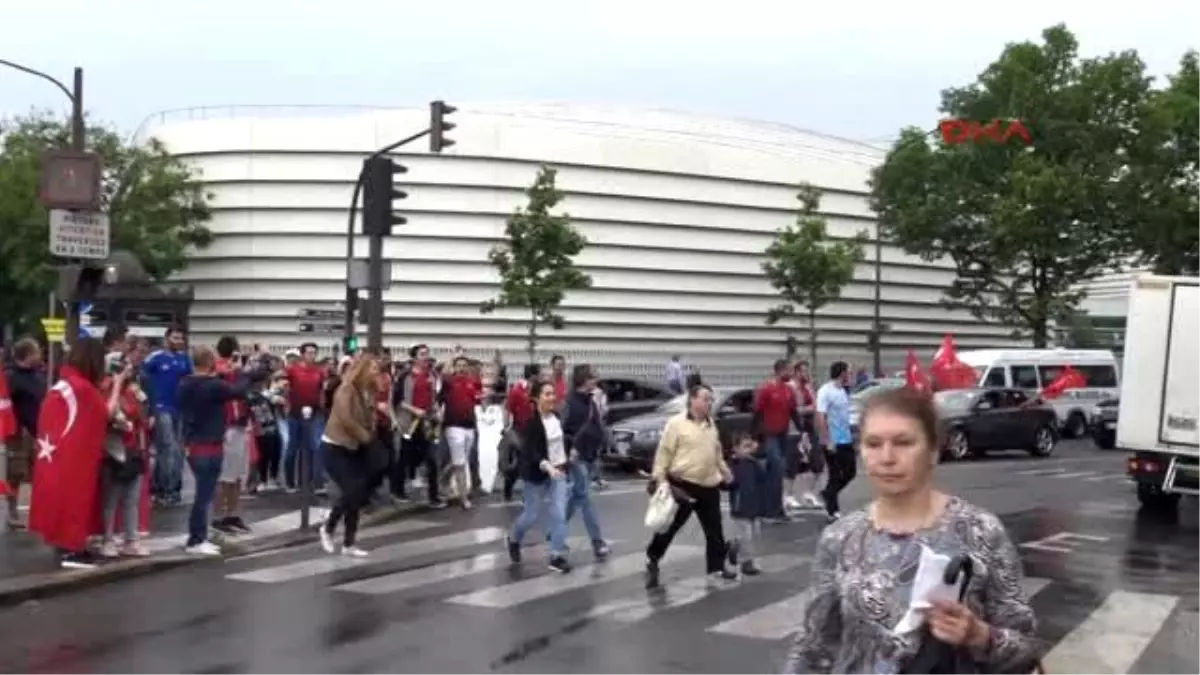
[142,103,1027,380]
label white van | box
[955,348,1121,438]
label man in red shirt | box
[501,364,539,502]
[213,336,253,534]
[284,342,327,492]
[787,359,823,510]
[441,355,483,508]
[550,354,568,407]
[753,359,805,522]
[392,344,443,507]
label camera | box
[106,352,128,375]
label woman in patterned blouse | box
[784,387,1043,674]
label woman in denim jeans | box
[506,380,572,574]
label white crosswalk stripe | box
[1052,471,1103,479]
[216,519,1192,673]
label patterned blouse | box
[783,497,1043,674]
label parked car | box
[1089,397,1120,449]
[850,378,907,434]
[602,386,803,472]
[596,378,676,425]
[936,388,1058,461]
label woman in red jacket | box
[97,355,151,557]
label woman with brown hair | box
[784,387,1042,674]
[319,354,378,557]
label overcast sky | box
[2,0,1196,143]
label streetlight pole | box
[0,60,87,379]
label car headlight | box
[635,428,661,443]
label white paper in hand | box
[892,544,958,635]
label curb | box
[0,503,422,608]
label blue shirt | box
[817,380,853,445]
[142,348,192,413]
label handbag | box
[644,482,679,532]
[900,556,1045,674]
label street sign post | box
[48,209,110,259]
[297,322,341,335]
[297,305,345,336]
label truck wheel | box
[1137,483,1181,511]
[1029,425,1056,457]
[1065,412,1087,439]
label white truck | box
[1117,274,1199,511]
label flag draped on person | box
[904,349,932,394]
[929,334,978,391]
[28,365,108,552]
[0,369,17,439]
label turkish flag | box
[1041,366,1088,400]
[28,366,108,553]
[904,350,931,394]
[929,334,979,391]
[0,369,17,439]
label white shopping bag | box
[644,483,678,532]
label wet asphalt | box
[0,439,1195,674]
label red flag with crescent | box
[904,350,932,394]
[28,366,108,552]
[1040,365,1088,400]
[929,334,979,391]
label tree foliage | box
[869,25,1196,347]
[480,166,591,362]
[0,111,213,332]
[763,184,866,367]
[1121,50,1199,275]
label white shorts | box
[445,427,476,467]
[219,427,249,483]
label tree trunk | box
[1030,314,1049,348]
[809,309,818,374]
[526,310,538,367]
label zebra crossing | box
[218,516,1196,673]
[1015,466,1127,482]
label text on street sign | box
[49,210,111,260]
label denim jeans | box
[512,476,569,557]
[761,434,788,518]
[284,413,326,490]
[186,455,223,546]
[565,460,605,544]
[151,410,184,500]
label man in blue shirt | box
[142,326,192,505]
[815,360,855,522]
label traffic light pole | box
[366,231,385,352]
[341,129,431,350]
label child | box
[726,432,765,576]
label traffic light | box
[361,156,407,237]
[343,334,359,355]
[429,100,457,153]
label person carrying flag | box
[28,338,112,569]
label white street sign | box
[49,209,110,260]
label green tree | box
[1121,51,1199,275]
[763,184,866,369]
[0,111,213,333]
[869,25,1172,346]
[480,166,591,363]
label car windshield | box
[657,394,687,415]
[935,390,976,411]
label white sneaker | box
[319,526,339,554]
[784,495,803,511]
[185,541,221,556]
[99,540,121,558]
[341,546,369,558]
[803,492,824,509]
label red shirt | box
[553,375,568,405]
[795,377,815,408]
[103,378,148,452]
[287,362,325,411]
[374,371,392,427]
[443,373,482,428]
[215,358,248,427]
[407,368,434,411]
[754,378,797,436]
[187,441,223,458]
[505,380,534,431]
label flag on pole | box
[929,334,978,391]
[904,350,931,394]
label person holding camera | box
[98,353,151,557]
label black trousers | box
[821,443,857,516]
[255,433,281,483]
[323,442,369,546]
[646,478,726,574]
[394,427,439,502]
[369,424,394,493]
